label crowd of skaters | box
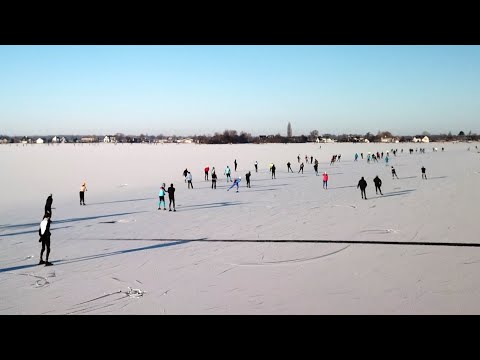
[36,144,440,267]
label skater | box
[158,185,167,210]
[297,155,300,163]
[305,155,309,164]
[271,164,276,179]
[234,159,237,171]
[79,181,87,205]
[421,166,427,179]
[44,194,53,217]
[337,154,341,162]
[373,175,383,195]
[211,171,217,189]
[322,172,328,189]
[38,213,53,266]
[254,161,258,172]
[354,153,358,161]
[314,162,319,176]
[204,166,209,181]
[310,156,313,164]
[186,171,193,189]
[167,183,176,211]
[391,166,399,179]
[385,155,389,165]
[361,153,364,159]
[298,162,304,174]
[357,177,368,200]
[245,171,251,188]
[227,176,241,192]
[183,168,188,182]
[224,166,232,182]
[287,162,293,173]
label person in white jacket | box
[224,166,232,182]
[186,172,193,189]
[38,214,53,266]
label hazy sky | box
[1,45,479,136]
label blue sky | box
[1,45,479,136]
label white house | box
[52,136,59,143]
[36,138,44,144]
[103,136,111,143]
[60,137,67,143]
[364,139,370,143]
[412,137,421,143]
[0,138,8,144]
[421,136,430,143]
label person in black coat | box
[245,171,251,188]
[357,177,368,200]
[167,184,176,211]
[373,176,383,195]
[287,162,293,173]
[38,214,53,266]
[44,194,53,217]
[421,166,427,180]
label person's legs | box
[45,237,51,263]
[39,239,46,264]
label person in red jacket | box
[322,172,329,189]
[204,166,209,181]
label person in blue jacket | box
[158,185,167,210]
[227,177,241,192]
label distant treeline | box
[1,130,478,144]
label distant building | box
[36,138,44,144]
[364,139,370,143]
[0,138,8,144]
[287,122,292,137]
[320,137,336,143]
[80,137,96,143]
[103,135,115,143]
[51,136,59,143]
[422,136,430,143]
[412,137,421,143]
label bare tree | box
[309,130,319,141]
